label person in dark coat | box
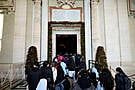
[39,61,54,90]
[27,61,40,90]
[115,67,130,90]
[66,57,75,79]
[77,69,91,89]
[54,57,65,85]
[99,68,114,90]
[88,68,98,88]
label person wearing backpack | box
[54,75,70,90]
[74,69,91,90]
[99,68,114,90]
[115,67,131,90]
[39,61,54,90]
[55,56,68,85]
[27,61,40,90]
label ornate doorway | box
[56,34,77,55]
[52,30,81,59]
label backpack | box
[124,76,131,90]
[55,79,66,90]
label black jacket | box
[77,76,91,89]
[27,68,40,90]
[115,73,125,90]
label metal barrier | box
[0,63,25,88]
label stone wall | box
[0,0,27,63]
[97,0,131,67]
[129,17,135,63]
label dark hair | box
[79,69,88,77]
[26,46,38,62]
[25,46,38,74]
[43,61,49,67]
[34,61,39,67]
[116,67,127,77]
[99,68,114,90]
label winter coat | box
[66,57,75,71]
[72,82,95,90]
[27,68,40,90]
[39,66,54,89]
[77,76,91,89]
[89,72,98,88]
[55,63,65,85]
[115,73,125,90]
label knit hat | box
[57,56,64,62]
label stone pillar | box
[25,0,34,54]
[41,0,48,61]
[104,0,121,65]
[91,1,101,57]
[12,0,27,63]
[117,0,131,63]
[84,0,92,69]
[32,0,41,60]
[97,0,106,48]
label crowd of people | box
[25,46,134,90]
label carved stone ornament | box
[56,0,76,8]
[0,0,15,14]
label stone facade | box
[0,0,134,71]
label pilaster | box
[32,0,41,60]
[41,0,48,61]
[84,0,92,69]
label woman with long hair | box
[99,68,114,90]
[95,46,108,73]
[25,46,38,75]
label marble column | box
[84,0,92,69]
[41,0,48,61]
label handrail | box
[128,74,135,77]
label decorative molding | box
[56,0,77,8]
[0,0,15,14]
[91,0,100,5]
[32,0,41,4]
[128,0,135,18]
[91,0,99,2]
[129,0,135,12]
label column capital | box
[91,0,99,5]
[32,0,41,3]
[91,0,99,2]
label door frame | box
[52,30,81,59]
